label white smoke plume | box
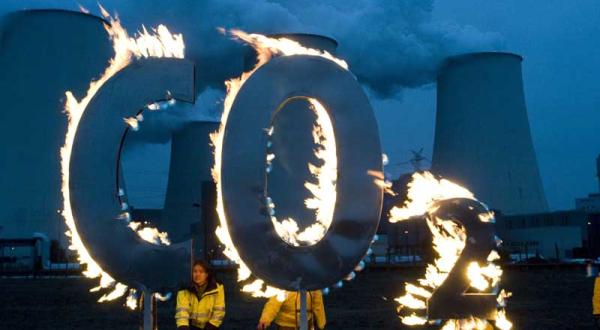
[1,0,503,95]
[0,0,503,140]
[127,88,223,145]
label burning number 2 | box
[392,173,510,328]
[426,198,499,320]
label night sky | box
[2,0,598,211]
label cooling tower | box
[160,121,219,243]
[0,10,113,242]
[432,52,548,215]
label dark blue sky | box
[419,1,599,209]
[345,1,600,210]
[2,0,598,210]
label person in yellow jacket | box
[257,290,326,330]
[594,274,600,328]
[175,260,225,330]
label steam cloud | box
[1,0,503,142]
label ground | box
[0,268,595,329]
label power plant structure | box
[575,155,600,213]
[2,11,582,265]
[431,52,549,215]
[159,121,219,244]
[0,10,113,246]
[0,10,218,271]
[0,8,347,265]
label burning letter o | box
[220,55,383,290]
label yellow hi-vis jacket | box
[176,282,225,329]
[259,291,326,330]
[594,276,600,315]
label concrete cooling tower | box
[432,52,548,215]
[160,121,219,243]
[0,10,113,242]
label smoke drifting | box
[128,88,223,145]
[1,0,502,94]
[1,0,503,141]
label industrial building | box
[160,121,219,244]
[495,210,586,260]
[368,53,599,264]
[130,121,221,260]
[0,10,113,249]
[493,155,600,260]
[575,155,600,213]
[0,11,350,270]
[432,52,548,215]
[0,9,594,269]
[574,155,600,258]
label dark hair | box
[191,259,217,287]
[193,259,213,275]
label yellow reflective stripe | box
[210,315,224,321]
[175,307,190,313]
[190,312,209,319]
[213,306,225,311]
[175,316,189,320]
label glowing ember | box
[495,309,513,330]
[60,5,184,304]
[466,261,502,291]
[478,211,495,223]
[225,29,348,70]
[441,318,490,330]
[389,171,473,222]
[487,250,501,261]
[123,117,140,131]
[496,289,512,307]
[98,283,128,303]
[368,169,396,195]
[241,279,288,302]
[401,314,427,326]
[125,289,138,310]
[128,221,171,245]
[210,29,348,298]
[390,172,511,328]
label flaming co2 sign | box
[58,8,510,328]
[208,31,511,328]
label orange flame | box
[390,172,511,327]
[60,6,183,305]
[210,29,348,298]
[270,98,338,246]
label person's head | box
[192,260,213,286]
